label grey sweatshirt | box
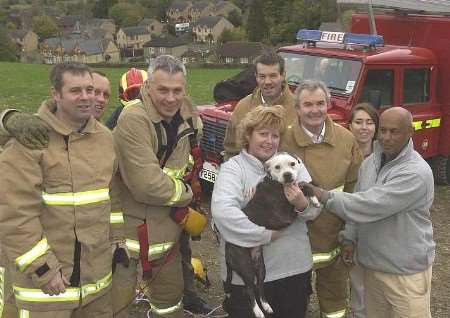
[211,150,315,285]
[327,139,435,274]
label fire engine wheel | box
[431,155,450,185]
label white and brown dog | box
[224,152,320,318]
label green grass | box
[0,62,241,120]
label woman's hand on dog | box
[271,230,282,241]
[283,183,309,211]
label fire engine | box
[198,0,450,188]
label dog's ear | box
[288,152,302,164]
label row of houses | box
[166,1,241,24]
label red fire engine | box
[198,1,450,187]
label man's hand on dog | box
[283,183,309,211]
[299,182,329,204]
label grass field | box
[0,62,241,120]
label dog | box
[224,152,320,318]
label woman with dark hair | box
[344,102,379,318]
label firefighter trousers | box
[112,251,184,318]
[315,257,349,318]
[16,290,112,318]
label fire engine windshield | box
[280,52,362,94]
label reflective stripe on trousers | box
[0,266,4,317]
[313,246,341,265]
[14,271,112,303]
[42,188,110,206]
[15,238,50,272]
[110,211,124,224]
[125,239,174,258]
[149,298,183,315]
[322,308,347,318]
[19,309,29,318]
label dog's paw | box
[261,299,273,314]
[252,303,265,318]
[311,196,321,208]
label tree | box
[227,9,242,27]
[0,26,19,61]
[247,0,268,42]
[218,27,246,44]
[109,2,145,27]
[93,0,118,18]
[32,15,58,40]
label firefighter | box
[280,80,363,318]
[0,62,118,317]
[112,55,207,318]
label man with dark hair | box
[223,50,298,159]
[0,62,117,317]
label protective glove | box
[170,207,207,237]
[112,241,130,273]
[5,112,50,149]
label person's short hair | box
[92,70,107,78]
[147,55,186,80]
[350,102,380,140]
[50,62,92,93]
[294,80,330,107]
[253,50,285,75]
[238,105,286,150]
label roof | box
[217,41,265,58]
[120,26,149,36]
[143,35,190,48]
[44,37,111,55]
[58,15,82,28]
[9,29,28,40]
[169,2,191,11]
[192,1,210,11]
[139,18,159,26]
[194,16,222,28]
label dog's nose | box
[283,172,293,183]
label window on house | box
[225,57,233,64]
[160,47,166,53]
[240,57,248,64]
[403,68,430,104]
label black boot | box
[183,294,214,314]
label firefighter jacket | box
[0,101,116,311]
[223,83,297,160]
[112,86,200,263]
[281,116,363,266]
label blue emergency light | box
[296,29,384,47]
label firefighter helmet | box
[119,68,148,102]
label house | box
[9,30,39,53]
[181,48,211,64]
[217,41,266,64]
[41,37,120,64]
[192,16,233,43]
[57,15,83,34]
[116,26,152,49]
[143,35,189,59]
[191,2,213,22]
[166,2,192,23]
[138,18,164,35]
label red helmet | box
[119,68,148,102]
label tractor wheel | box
[431,155,450,185]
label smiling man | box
[0,62,116,317]
[92,71,111,120]
[223,50,298,160]
[281,80,363,318]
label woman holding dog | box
[343,102,379,318]
[211,105,318,318]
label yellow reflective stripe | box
[0,266,4,317]
[42,188,110,206]
[19,309,30,318]
[323,308,347,318]
[425,118,440,128]
[313,246,341,264]
[413,121,423,131]
[126,239,174,258]
[148,242,174,257]
[166,177,184,205]
[110,211,124,224]
[150,298,182,315]
[123,99,141,108]
[15,238,50,272]
[331,185,344,192]
[125,239,140,253]
[13,271,112,303]
[163,165,187,179]
[187,154,194,170]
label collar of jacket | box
[372,138,414,171]
[239,148,267,172]
[38,99,97,135]
[140,81,195,125]
[251,82,293,107]
[291,115,337,147]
